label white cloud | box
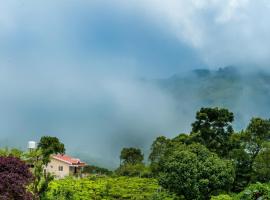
[125,0,270,67]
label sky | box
[0,0,270,167]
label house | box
[44,154,87,178]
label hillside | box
[156,67,270,130]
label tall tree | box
[149,136,170,175]
[120,147,144,165]
[252,142,270,182]
[227,131,251,192]
[191,107,234,157]
[38,136,65,165]
[27,136,65,199]
[229,118,270,190]
[243,117,270,161]
[116,147,146,177]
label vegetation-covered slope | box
[157,67,270,129]
[43,177,174,200]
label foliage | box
[2,107,270,200]
[120,147,144,165]
[43,177,175,200]
[115,163,151,177]
[228,147,251,192]
[149,136,170,176]
[191,107,234,157]
[212,183,270,200]
[211,194,233,200]
[240,118,269,164]
[252,142,270,182]
[83,165,113,176]
[0,147,23,158]
[25,136,65,199]
[38,136,65,165]
[227,118,270,191]
[158,143,235,200]
[0,156,34,200]
[116,147,147,177]
[243,118,270,160]
[236,183,270,200]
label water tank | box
[28,141,37,149]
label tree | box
[227,132,252,192]
[252,142,270,182]
[38,136,65,165]
[26,136,65,198]
[226,118,270,191]
[158,143,235,200]
[243,117,270,161]
[0,156,34,200]
[191,107,234,157]
[83,165,112,176]
[115,163,151,177]
[0,147,23,158]
[120,147,144,165]
[237,118,270,185]
[116,147,146,177]
[149,136,170,175]
[229,147,251,192]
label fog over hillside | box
[157,67,270,130]
[1,1,270,168]
[1,66,270,168]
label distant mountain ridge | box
[156,66,270,130]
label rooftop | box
[52,154,86,166]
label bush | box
[43,176,174,200]
[115,163,151,177]
[0,156,34,200]
[236,183,270,200]
[211,194,233,200]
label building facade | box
[44,154,86,179]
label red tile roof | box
[52,154,86,166]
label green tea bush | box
[43,176,174,200]
[211,194,233,200]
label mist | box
[1,1,270,168]
[0,65,184,167]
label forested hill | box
[156,67,270,130]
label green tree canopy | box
[243,117,270,160]
[38,136,65,165]
[148,136,170,175]
[158,143,235,200]
[191,107,234,157]
[252,142,270,182]
[120,147,144,165]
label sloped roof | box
[52,154,86,166]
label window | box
[58,166,63,171]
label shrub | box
[43,177,174,200]
[236,183,270,200]
[0,156,34,200]
[211,194,233,200]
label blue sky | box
[0,0,270,167]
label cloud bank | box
[127,0,270,68]
[0,0,270,167]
